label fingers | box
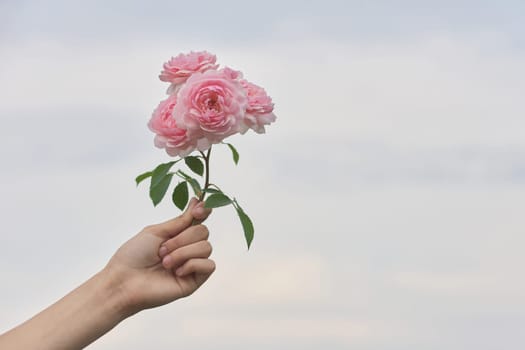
[155,212,215,283]
[175,258,216,284]
[161,238,213,270]
[150,198,211,239]
[152,198,198,239]
[159,224,209,257]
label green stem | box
[198,147,212,201]
[191,147,212,226]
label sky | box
[1,0,525,349]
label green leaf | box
[149,173,173,206]
[235,205,254,249]
[176,169,192,180]
[176,170,202,197]
[204,193,232,208]
[151,161,178,188]
[187,178,202,197]
[172,181,189,210]
[135,171,153,186]
[225,143,239,165]
[184,156,204,176]
[202,188,221,194]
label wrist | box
[97,266,139,321]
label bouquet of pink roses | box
[136,51,276,248]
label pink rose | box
[173,69,248,147]
[148,96,195,157]
[240,80,276,134]
[159,51,219,93]
[222,66,243,80]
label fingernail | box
[159,246,168,257]
[195,207,205,216]
[162,255,172,268]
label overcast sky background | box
[1,1,525,349]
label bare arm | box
[0,198,213,350]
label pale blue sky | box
[3,0,525,46]
[1,1,525,349]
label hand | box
[105,198,214,314]
[0,198,214,350]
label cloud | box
[2,10,525,349]
[3,0,525,48]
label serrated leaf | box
[225,143,239,165]
[135,171,153,186]
[236,206,254,249]
[149,173,173,206]
[172,181,189,210]
[151,161,177,188]
[204,193,232,208]
[184,156,204,176]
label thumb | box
[153,198,200,239]
[191,200,213,224]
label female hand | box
[0,198,214,350]
[106,198,214,315]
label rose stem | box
[198,147,212,201]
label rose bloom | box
[148,95,195,157]
[173,69,249,148]
[240,80,276,134]
[221,66,243,80]
[159,51,219,93]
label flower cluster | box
[148,51,276,157]
[138,51,276,249]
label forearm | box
[0,202,213,349]
[0,268,131,350]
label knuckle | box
[145,224,171,238]
[201,225,210,239]
[177,261,191,275]
[196,224,209,235]
[203,241,213,255]
[170,250,184,265]
[142,224,156,233]
[158,228,171,238]
[168,236,181,249]
[187,260,197,271]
